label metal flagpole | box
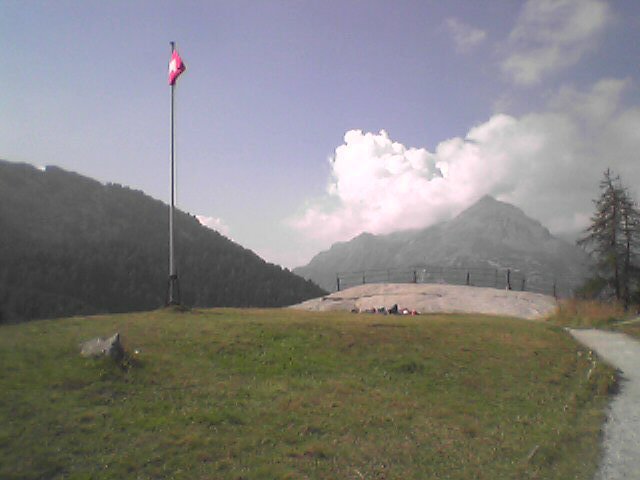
[168,41,180,305]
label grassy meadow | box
[0,308,615,479]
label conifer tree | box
[619,188,640,306]
[578,169,640,307]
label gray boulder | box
[80,332,124,360]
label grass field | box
[0,308,615,479]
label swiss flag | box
[168,49,186,85]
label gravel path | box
[568,329,640,480]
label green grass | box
[0,308,615,479]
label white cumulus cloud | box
[445,18,487,53]
[196,215,231,237]
[501,0,611,86]
[291,78,640,248]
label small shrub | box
[394,360,425,374]
[575,275,608,300]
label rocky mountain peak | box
[449,195,552,247]
[294,195,590,293]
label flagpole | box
[168,40,180,305]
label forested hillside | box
[0,161,325,322]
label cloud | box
[291,78,640,249]
[549,77,631,126]
[196,215,231,237]
[445,18,487,53]
[253,246,311,270]
[501,0,611,86]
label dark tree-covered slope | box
[0,160,325,322]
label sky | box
[2,0,640,268]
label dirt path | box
[568,329,640,480]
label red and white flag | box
[168,49,186,85]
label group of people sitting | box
[351,304,420,315]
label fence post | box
[338,266,552,293]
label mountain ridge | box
[293,195,591,293]
[0,160,325,322]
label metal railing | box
[335,265,577,298]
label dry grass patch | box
[612,319,640,340]
[547,298,640,340]
[547,298,628,328]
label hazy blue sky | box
[2,0,640,267]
